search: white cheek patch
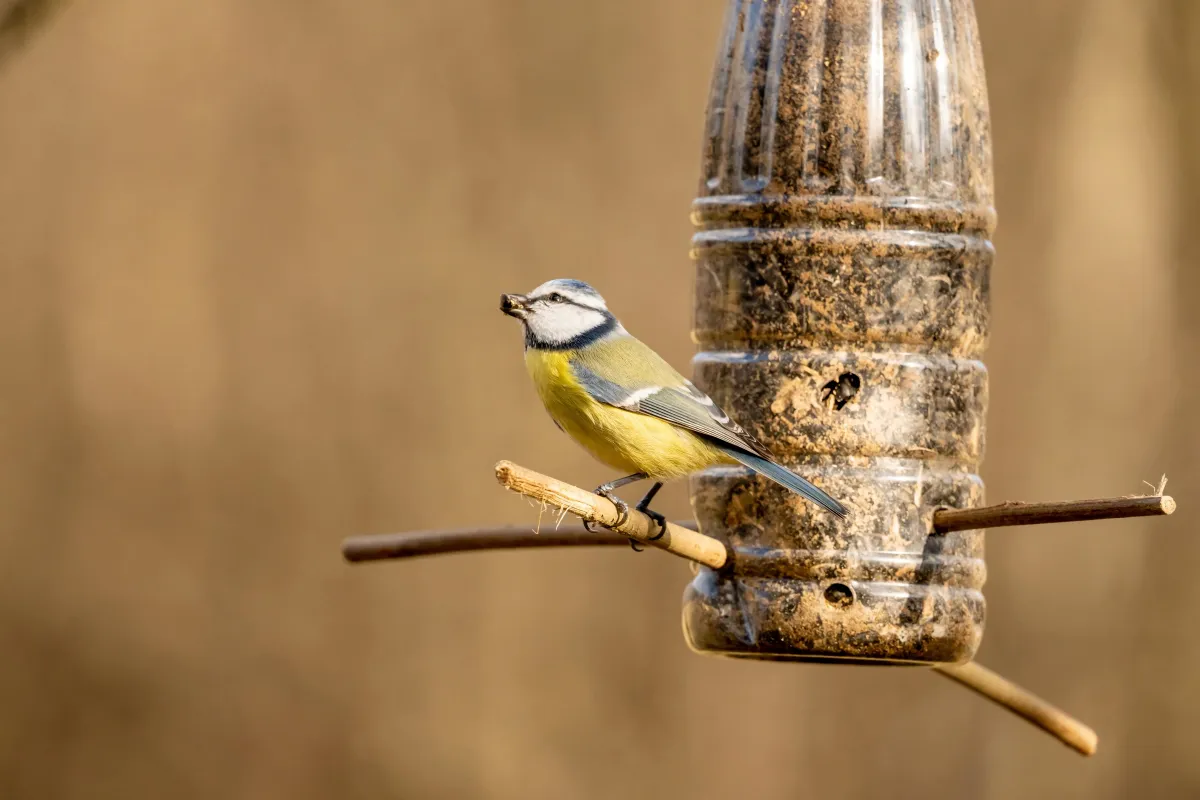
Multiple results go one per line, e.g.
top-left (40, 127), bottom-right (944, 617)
top-left (527, 302), bottom-right (608, 343)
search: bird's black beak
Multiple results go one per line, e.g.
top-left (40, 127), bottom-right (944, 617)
top-left (500, 293), bottom-right (529, 319)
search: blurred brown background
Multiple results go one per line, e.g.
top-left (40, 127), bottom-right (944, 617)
top-left (0, 1), bottom-right (1196, 797)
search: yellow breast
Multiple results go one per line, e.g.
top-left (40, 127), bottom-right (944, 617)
top-left (524, 349), bottom-right (728, 479)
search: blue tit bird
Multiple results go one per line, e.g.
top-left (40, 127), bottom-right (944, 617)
top-left (500, 279), bottom-right (848, 546)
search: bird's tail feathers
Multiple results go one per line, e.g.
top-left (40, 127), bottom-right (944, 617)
top-left (716, 444), bottom-right (849, 519)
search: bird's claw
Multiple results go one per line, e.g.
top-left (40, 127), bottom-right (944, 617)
top-left (585, 487), bottom-right (630, 534)
top-left (600, 491), bottom-right (631, 528)
top-left (585, 475), bottom-right (662, 554)
top-left (638, 505), bottom-right (668, 541)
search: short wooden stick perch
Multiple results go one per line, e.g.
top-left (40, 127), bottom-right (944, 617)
top-left (494, 460), bottom-right (728, 570)
top-left (933, 661), bottom-right (1098, 756)
top-left (933, 494), bottom-right (1175, 534)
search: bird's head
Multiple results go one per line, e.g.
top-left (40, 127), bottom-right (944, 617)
top-left (501, 279), bottom-right (621, 349)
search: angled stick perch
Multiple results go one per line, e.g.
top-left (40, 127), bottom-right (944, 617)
top-left (493, 461), bottom-right (728, 569)
top-left (933, 661), bottom-right (1097, 756)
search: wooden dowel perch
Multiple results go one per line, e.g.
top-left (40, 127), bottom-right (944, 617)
top-left (934, 495), bottom-right (1175, 534)
top-left (933, 662), bottom-right (1098, 756)
top-left (493, 461), bottom-right (728, 569)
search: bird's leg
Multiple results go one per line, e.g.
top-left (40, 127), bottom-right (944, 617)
top-left (635, 482), bottom-right (667, 541)
top-left (582, 473), bottom-right (646, 541)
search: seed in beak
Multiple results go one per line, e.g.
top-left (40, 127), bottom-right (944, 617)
top-left (500, 293), bottom-right (528, 318)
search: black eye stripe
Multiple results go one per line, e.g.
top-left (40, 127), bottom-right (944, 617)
top-left (537, 294), bottom-right (601, 311)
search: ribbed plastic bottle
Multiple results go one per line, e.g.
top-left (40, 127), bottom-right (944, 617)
top-left (683, 0), bottom-right (994, 664)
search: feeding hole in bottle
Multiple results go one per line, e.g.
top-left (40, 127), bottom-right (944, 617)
top-left (820, 372), bottom-right (861, 410)
top-left (823, 582), bottom-right (856, 608)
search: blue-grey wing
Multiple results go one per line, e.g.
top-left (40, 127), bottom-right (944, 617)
top-left (571, 344), bottom-right (850, 518)
top-left (571, 360), bottom-right (772, 458)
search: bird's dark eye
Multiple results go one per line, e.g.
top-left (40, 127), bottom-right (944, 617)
top-left (547, 293), bottom-right (564, 303)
